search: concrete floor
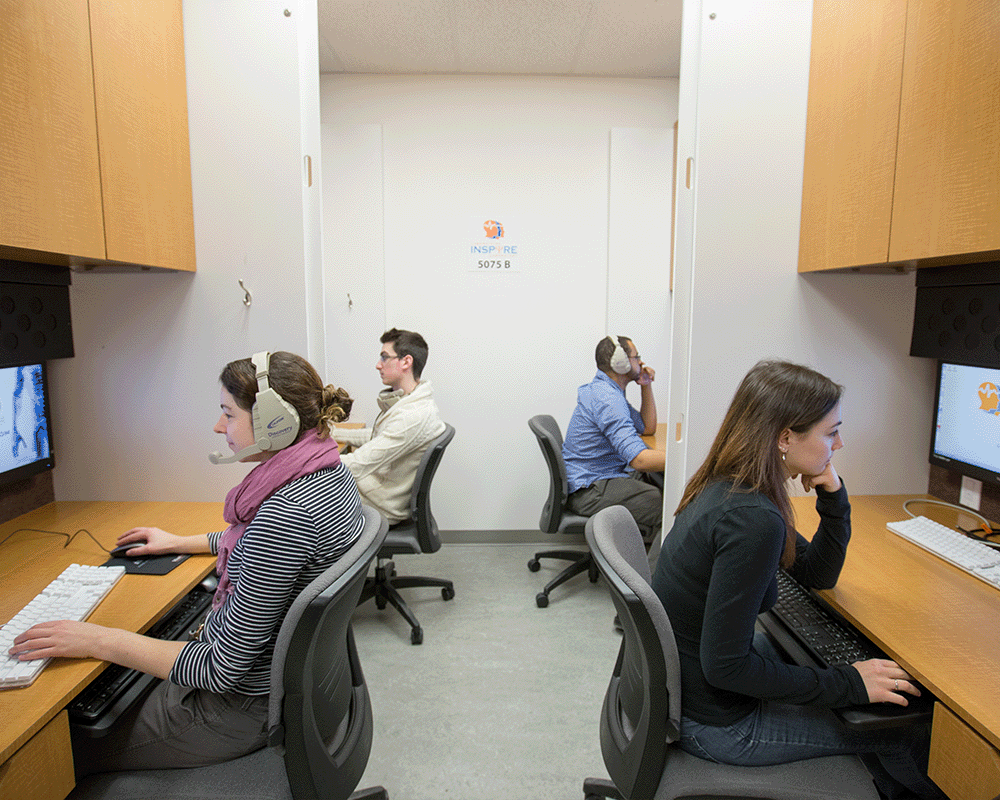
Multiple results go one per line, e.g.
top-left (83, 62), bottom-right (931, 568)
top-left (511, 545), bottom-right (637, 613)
top-left (352, 543), bottom-right (621, 800)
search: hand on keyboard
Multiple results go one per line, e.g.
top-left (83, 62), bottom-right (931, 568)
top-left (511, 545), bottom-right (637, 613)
top-left (852, 658), bottom-right (921, 706)
top-left (10, 619), bottom-right (107, 663)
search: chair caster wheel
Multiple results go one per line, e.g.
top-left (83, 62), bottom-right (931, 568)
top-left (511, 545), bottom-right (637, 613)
top-left (536, 593), bottom-right (549, 608)
top-left (411, 627), bottom-right (423, 645)
top-left (375, 597), bottom-right (387, 610)
top-left (528, 558), bottom-right (541, 572)
top-left (442, 586), bottom-right (455, 601)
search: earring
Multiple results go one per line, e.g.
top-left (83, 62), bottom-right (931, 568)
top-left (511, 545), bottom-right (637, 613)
top-left (780, 448), bottom-right (786, 461)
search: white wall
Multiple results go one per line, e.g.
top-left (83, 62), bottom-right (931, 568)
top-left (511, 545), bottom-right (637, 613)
top-left (667, 0), bottom-right (934, 516)
top-left (320, 75), bottom-right (678, 530)
top-left (50, 0), bottom-right (321, 501)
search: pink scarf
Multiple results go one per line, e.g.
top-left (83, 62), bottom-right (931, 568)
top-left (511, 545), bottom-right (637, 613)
top-left (212, 429), bottom-right (342, 609)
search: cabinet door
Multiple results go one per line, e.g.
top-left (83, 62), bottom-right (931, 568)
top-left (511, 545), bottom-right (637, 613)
top-left (89, 0), bottom-right (196, 271)
top-left (0, 0), bottom-right (105, 260)
top-left (797, 0), bottom-right (907, 272)
top-left (890, 0), bottom-right (1000, 262)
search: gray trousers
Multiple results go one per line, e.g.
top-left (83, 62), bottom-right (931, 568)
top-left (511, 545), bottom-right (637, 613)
top-left (72, 679), bottom-right (269, 778)
top-left (567, 471), bottom-right (663, 563)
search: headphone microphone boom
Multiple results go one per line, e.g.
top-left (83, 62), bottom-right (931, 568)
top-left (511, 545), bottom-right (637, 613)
top-left (209, 351), bottom-right (301, 465)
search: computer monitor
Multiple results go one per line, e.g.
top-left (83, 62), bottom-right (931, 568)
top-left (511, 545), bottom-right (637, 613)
top-left (929, 361), bottom-right (1000, 487)
top-left (0, 362), bottom-right (55, 486)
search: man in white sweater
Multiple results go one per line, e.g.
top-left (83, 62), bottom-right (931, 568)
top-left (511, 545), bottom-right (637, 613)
top-left (332, 329), bottom-right (445, 524)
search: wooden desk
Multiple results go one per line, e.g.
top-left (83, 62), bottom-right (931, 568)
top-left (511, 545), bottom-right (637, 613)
top-left (791, 494), bottom-right (1000, 800)
top-left (640, 422), bottom-right (668, 452)
top-left (0, 502), bottom-right (220, 799)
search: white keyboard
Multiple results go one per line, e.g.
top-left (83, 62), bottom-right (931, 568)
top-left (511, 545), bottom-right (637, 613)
top-left (0, 564), bottom-right (126, 689)
top-left (886, 516), bottom-right (1000, 591)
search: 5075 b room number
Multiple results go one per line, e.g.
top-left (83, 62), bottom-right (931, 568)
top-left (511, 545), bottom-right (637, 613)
top-left (478, 260), bottom-right (511, 269)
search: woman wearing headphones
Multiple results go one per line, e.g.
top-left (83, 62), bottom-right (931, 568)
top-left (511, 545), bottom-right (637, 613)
top-left (651, 360), bottom-right (945, 800)
top-left (10, 352), bottom-right (362, 774)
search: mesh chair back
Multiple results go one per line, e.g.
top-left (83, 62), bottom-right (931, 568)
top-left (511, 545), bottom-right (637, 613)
top-left (586, 505), bottom-right (682, 800)
top-left (528, 414), bottom-right (571, 532)
top-left (272, 505), bottom-right (389, 800)
top-left (404, 423), bottom-right (454, 554)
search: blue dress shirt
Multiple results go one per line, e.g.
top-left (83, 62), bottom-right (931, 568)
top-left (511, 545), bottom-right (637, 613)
top-left (562, 371), bottom-right (647, 494)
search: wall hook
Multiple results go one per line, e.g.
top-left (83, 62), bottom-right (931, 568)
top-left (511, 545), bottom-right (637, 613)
top-left (238, 279), bottom-right (252, 307)
top-left (348, 293), bottom-right (353, 309)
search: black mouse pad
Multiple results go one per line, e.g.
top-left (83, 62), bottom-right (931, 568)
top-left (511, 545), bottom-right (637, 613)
top-left (103, 553), bottom-right (191, 574)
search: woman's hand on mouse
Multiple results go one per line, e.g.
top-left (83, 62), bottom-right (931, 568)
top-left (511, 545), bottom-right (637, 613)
top-left (853, 658), bottom-right (920, 706)
top-left (115, 527), bottom-right (181, 555)
top-left (116, 527), bottom-right (213, 556)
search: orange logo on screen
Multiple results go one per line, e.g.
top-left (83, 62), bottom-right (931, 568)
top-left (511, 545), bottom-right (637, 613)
top-left (483, 220), bottom-right (504, 239)
top-left (979, 382), bottom-right (999, 414)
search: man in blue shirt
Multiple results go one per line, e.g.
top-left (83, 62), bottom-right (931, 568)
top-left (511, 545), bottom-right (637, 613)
top-left (563, 335), bottom-right (665, 544)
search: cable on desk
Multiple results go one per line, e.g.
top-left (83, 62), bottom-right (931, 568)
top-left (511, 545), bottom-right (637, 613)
top-left (900, 498), bottom-right (998, 542)
top-left (0, 527), bottom-right (111, 553)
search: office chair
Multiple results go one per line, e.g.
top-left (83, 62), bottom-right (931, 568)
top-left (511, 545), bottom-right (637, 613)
top-left (358, 423), bottom-right (455, 644)
top-left (526, 414), bottom-right (597, 607)
top-left (581, 506), bottom-right (880, 800)
top-left (70, 505), bottom-right (391, 800)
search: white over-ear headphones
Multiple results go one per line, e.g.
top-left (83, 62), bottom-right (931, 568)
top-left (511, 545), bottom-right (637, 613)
top-left (607, 335), bottom-right (631, 375)
top-left (249, 351), bottom-right (300, 452)
top-left (209, 351), bottom-right (301, 464)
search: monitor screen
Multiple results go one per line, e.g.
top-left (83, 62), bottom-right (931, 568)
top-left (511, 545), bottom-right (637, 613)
top-left (0, 362), bottom-right (55, 485)
top-left (930, 361), bottom-right (1000, 486)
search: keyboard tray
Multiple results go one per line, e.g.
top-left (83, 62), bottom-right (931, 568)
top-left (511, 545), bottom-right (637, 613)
top-left (758, 571), bottom-right (934, 731)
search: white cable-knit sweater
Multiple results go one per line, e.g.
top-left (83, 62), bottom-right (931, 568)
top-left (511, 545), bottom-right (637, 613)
top-left (334, 380), bottom-right (445, 523)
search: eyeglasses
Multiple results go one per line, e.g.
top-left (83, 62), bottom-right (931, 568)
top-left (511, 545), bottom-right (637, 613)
top-left (378, 352), bottom-right (401, 363)
top-left (629, 353), bottom-right (642, 361)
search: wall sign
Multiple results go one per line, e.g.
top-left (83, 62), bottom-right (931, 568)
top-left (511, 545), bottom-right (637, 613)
top-left (468, 218), bottom-right (522, 273)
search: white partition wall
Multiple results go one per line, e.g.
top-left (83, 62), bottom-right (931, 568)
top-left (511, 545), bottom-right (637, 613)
top-left (668, 0), bottom-right (934, 516)
top-left (321, 76), bottom-right (679, 531)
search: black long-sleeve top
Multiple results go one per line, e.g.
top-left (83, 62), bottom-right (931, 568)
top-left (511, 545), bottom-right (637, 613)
top-left (650, 479), bottom-right (868, 726)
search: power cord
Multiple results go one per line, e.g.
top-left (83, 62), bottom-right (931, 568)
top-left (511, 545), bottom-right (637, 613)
top-left (0, 527), bottom-right (112, 554)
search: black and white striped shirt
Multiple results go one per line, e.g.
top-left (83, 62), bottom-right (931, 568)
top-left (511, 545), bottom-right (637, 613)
top-left (170, 464), bottom-right (364, 695)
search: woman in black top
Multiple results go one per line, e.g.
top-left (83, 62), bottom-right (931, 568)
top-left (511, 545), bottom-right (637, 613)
top-left (651, 360), bottom-right (945, 800)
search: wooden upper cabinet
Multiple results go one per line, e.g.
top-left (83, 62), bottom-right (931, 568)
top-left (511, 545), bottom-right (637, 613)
top-left (0, 0), bottom-right (195, 272)
top-left (90, 0), bottom-right (195, 271)
top-left (799, 0), bottom-right (1000, 272)
top-left (0, 0), bottom-right (106, 260)
top-left (890, 0), bottom-right (1000, 263)
top-left (798, 0), bottom-right (906, 273)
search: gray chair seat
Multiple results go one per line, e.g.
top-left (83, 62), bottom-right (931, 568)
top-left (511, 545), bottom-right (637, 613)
top-left (581, 505), bottom-right (879, 800)
top-left (71, 506), bottom-right (391, 800)
top-left (526, 414), bottom-right (598, 607)
top-left (358, 424), bottom-right (456, 645)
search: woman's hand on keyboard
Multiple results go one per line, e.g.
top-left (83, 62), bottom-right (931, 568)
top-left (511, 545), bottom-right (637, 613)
top-left (853, 658), bottom-right (921, 706)
top-left (10, 620), bottom-right (106, 661)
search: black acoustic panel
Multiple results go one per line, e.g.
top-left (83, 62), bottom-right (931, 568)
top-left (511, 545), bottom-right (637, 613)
top-left (910, 283), bottom-right (1000, 366)
top-left (0, 282), bottom-right (74, 367)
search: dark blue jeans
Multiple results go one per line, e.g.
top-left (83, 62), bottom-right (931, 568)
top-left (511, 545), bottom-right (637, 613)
top-left (678, 634), bottom-right (946, 799)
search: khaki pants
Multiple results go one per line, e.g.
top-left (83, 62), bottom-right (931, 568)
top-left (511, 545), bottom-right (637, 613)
top-left (72, 680), bottom-right (269, 778)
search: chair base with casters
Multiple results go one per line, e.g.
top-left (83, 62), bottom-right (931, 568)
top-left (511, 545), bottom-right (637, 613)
top-left (527, 546), bottom-right (598, 608)
top-left (360, 546), bottom-right (455, 645)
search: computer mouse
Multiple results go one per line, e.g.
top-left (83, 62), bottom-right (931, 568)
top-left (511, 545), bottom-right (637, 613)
top-left (109, 541), bottom-right (147, 558)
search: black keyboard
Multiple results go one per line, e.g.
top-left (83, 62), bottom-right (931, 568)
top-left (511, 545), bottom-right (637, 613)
top-left (769, 570), bottom-right (879, 666)
top-left (68, 582), bottom-right (214, 736)
top-left (758, 570), bottom-right (934, 730)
